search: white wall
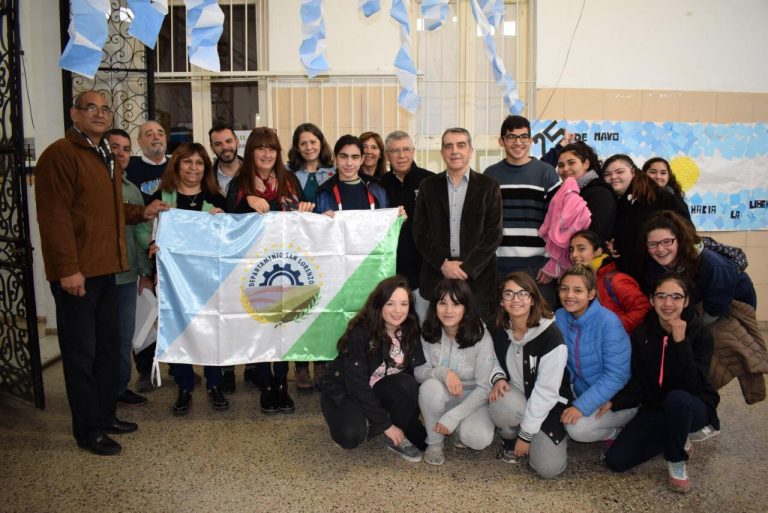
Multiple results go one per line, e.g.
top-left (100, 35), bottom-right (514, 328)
top-left (537, 0), bottom-right (768, 92)
top-left (268, 0), bottom-right (401, 73)
top-left (21, 0), bottom-right (63, 325)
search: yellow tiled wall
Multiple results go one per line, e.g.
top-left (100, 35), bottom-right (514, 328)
top-left (537, 88), bottom-right (768, 322)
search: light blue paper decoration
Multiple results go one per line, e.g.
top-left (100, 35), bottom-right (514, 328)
top-left (59, 0), bottom-right (111, 79)
top-left (470, 0), bottom-right (524, 114)
top-left (127, 0), bottom-right (168, 49)
top-left (300, 0), bottom-right (331, 78)
top-left (185, 0), bottom-right (224, 72)
top-left (420, 0), bottom-right (449, 31)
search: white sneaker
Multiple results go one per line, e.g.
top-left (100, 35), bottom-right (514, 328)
top-left (689, 424), bottom-right (720, 443)
top-left (424, 445), bottom-right (445, 466)
top-left (667, 461), bottom-right (691, 493)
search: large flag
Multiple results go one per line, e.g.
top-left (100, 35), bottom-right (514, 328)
top-left (154, 208), bottom-right (403, 366)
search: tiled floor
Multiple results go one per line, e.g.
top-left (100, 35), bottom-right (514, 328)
top-left (1, 350), bottom-right (767, 512)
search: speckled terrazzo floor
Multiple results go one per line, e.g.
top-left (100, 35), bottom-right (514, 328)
top-left (1, 356), bottom-right (767, 513)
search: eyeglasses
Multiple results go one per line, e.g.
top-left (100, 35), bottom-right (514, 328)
top-left (653, 292), bottom-right (686, 302)
top-left (502, 289), bottom-right (531, 301)
top-left (386, 147), bottom-right (414, 155)
top-left (503, 133), bottom-right (531, 143)
top-left (76, 104), bottom-right (113, 116)
top-left (647, 237), bottom-right (676, 250)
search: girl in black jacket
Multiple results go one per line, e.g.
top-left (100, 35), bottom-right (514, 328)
top-left (604, 273), bottom-right (719, 493)
top-left (319, 276), bottom-right (427, 462)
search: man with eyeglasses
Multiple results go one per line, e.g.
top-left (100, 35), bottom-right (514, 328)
top-left (35, 91), bottom-right (168, 455)
top-left (484, 115), bottom-right (562, 305)
top-left (414, 128), bottom-right (502, 319)
top-left (380, 131), bottom-right (432, 307)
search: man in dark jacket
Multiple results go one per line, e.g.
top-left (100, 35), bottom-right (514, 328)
top-left (413, 128), bottom-right (502, 318)
top-left (379, 131), bottom-right (432, 295)
top-left (36, 91), bottom-right (167, 455)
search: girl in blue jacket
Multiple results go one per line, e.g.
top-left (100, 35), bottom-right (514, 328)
top-left (555, 265), bottom-right (635, 445)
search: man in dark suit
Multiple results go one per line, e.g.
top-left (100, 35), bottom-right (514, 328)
top-left (413, 128), bottom-right (503, 318)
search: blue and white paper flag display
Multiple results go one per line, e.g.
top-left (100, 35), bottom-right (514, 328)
top-left (470, 0), bottom-right (524, 114)
top-left (300, 0), bottom-right (331, 78)
top-left (59, 0), bottom-right (111, 79)
top-left (154, 209), bottom-right (403, 366)
top-left (389, 0), bottom-right (421, 112)
top-left (420, 0), bottom-right (449, 31)
top-left (127, 0), bottom-right (168, 49)
top-left (358, 0), bottom-right (382, 17)
top-left (185, 0), bottom-right (224, 72)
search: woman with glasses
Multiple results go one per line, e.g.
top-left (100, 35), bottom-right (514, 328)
top-left (554, 265), bottom-right (635, 446)
top-left (414, 279), bottom-right (502, 465)
top-left (643, 210), bottom-right (756, 324)
top-left (487, 272), bottom-right (571, 478)
top-left (603, 273), bottom-right (719, 493)
top-left (226, 127), bottom-right (315, 415)
top-left (359, 131), bottom-right (386, 180)
top-left (600, 154), bottom-right (690, 282)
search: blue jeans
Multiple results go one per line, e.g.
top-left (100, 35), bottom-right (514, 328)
top-left (605, 389), bottom-right (714, 471)
top-left (116, 282), bottom-right (137, 393)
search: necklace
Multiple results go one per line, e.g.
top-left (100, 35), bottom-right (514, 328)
top-left (184, 191), bottom-right (201, 207)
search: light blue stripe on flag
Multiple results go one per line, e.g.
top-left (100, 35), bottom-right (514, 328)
top-left (155, 209), bottom-right (266, 358)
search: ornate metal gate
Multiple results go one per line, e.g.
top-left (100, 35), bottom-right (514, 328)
top-left (0, 0), bottom-right (44, 407)
top-left (60, 0), bottom-right (154, 139)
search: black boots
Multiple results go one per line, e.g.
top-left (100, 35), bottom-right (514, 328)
top-left (260, 377), bottom-right (294, 414)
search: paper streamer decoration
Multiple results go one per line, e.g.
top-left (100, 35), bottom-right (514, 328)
top-left (127, 0), bottom-right (168, 49)
top-left (358, 0), bottom-right (381, 17)
top-left (59, 0), bottom-right (111, 79)
top-left (185, 0), bottom-right (224, 72)
top-left (470, 0), bottom-right (524, 114)
top-left (420, 0), bottom-right (449, 31)
top-left (389, 0), bottom-right (421, 113)
top-left (300, 0), bottom-right (331, 78)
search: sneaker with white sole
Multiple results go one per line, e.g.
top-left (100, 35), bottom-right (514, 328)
top-left (496, 444), bottom-right (519, 464)
top-left (689, 424), bottom-right (720, 443)
top-left (667, 461), bottom-right (691, 493)
top-left (385, 438), bottom-right (422, 463)
top-left (424, 445), bottom-right (445, 466)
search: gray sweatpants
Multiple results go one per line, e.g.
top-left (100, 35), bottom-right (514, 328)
top-left (488, 387), bottom-right (567, 479)
top-left (419, 378), bottom-right (495, 450)
top-left (565, 406), bottom-right (639, 443)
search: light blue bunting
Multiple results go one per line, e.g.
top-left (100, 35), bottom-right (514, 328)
top-left (358, 0), bottom-right (382, 17)
top-left (390, 0), bottom-right (421, 113)
top-left (185, 0), bottom-right (224, 72)
top-left (127, 0), bottom-right (168, 49)
top-left (420, 0), bottom-right (449, 31)
top-left (470, 0), bottom-right (524, 114)
top-left (59, 0), bottom-right (111, 79)
top-left (300, 0), bottom-right (330, 78)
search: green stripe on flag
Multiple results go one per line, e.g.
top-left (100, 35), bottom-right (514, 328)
top-left (284, 216), bottom-right (404, 360)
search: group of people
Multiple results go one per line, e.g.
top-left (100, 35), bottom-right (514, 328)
top-left (35, 92), bottom-right (759, 494)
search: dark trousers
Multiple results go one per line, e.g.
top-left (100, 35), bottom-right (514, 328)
top-left (51, 275), bottom-right (120, 444)
top-left (605, 389), bottom-right (712, 472)
top-left (320, 373), bottom-right (427, 451)
top-left (171, 364), bottom-right (222, 391)
top-left (253, 361), bottom-right (288, 387)
top-left (133, 342), bottom-right (155, 375)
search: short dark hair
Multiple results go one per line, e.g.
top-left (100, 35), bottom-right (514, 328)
top-left (334, 134), bottom-right (364, 156)
top-left (104, 128), bottom-right (131, 141)
top-left (500, 115), bottom-right (531, 137)
top-left (495, 272), bottom-right (553, 330)
top-left (441, 127), bottom-right (472, 148)
top-left (422, 279), bottom-right (485, 349)
top-left (208, 123), bottom-right (236, 141)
